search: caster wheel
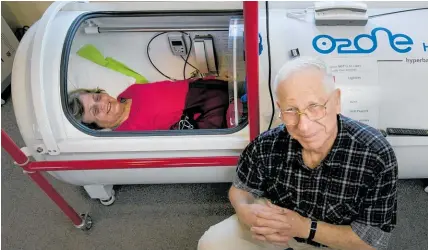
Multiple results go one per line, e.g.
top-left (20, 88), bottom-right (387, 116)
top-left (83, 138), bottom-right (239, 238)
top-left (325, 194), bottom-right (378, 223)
top-left (425, 186), bottom-right (428, 193)
top-left (100, 189), bottom-right (116, 206)
top-left (79, 213), bottom-right (93, 231)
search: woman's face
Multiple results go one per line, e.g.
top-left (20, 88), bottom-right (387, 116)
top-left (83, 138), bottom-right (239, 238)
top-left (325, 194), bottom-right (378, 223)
top-left (79, 92), bottom-right (125, 128)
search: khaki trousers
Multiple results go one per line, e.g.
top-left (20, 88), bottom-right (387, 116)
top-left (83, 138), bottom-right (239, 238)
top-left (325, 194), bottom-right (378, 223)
top-left (198, 199), bottom-right (331, 250)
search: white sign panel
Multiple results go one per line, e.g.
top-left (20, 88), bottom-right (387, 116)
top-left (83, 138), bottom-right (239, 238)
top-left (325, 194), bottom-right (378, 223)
top-left (340, 86), bottom-right (381, 129)
top-left (325, 57), bottom-right (379, 86)
top-left (325, 57), bottom-right (381, 128)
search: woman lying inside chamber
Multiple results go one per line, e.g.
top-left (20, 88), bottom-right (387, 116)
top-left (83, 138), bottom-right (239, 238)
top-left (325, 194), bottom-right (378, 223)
top-left (67, 76), bottom-right (232, 132)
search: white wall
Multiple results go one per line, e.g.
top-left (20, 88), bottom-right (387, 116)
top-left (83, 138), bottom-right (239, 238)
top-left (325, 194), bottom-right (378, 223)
top-left (258, 2), bottom-right (428, 131)
top-left (1, 1), bottom-right (52, 30)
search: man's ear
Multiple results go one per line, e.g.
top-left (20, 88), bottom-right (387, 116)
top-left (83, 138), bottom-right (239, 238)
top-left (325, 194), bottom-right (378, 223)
top-left (275, 100), bottom-right (281, 109)
top-left (275, 101), bottom-right (282, 113)
top-left (334, 88), bottom-right (341, 114)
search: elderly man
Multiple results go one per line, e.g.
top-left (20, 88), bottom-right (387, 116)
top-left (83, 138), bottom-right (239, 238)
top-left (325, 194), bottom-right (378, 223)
top-left (198, 57), bottom-right (398, 250)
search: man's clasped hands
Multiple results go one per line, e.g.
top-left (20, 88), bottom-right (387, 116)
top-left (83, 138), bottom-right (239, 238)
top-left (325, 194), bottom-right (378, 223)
top-left (236, 201), bottom-right (312, 246)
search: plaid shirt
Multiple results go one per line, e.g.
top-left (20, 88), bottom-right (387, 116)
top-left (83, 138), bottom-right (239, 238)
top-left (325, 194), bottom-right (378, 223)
top-left (233, 114), bottom-right (398, 249)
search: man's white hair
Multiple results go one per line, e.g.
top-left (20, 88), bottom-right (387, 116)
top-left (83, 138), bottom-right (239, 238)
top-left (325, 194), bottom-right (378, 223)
top-left (273, 56), bottom-right (335, 100)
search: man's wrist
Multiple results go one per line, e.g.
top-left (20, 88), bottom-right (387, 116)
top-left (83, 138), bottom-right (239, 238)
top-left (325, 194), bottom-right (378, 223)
top-left (299, 217), bottom-right (312, 239)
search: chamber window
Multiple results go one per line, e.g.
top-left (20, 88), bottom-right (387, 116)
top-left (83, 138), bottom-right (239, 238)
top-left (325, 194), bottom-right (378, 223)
top-left (62, 11), bottom-right (247, 136)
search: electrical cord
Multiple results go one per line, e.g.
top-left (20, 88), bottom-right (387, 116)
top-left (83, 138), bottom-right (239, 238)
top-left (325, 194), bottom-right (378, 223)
top-left (182, 34), bottom-right (191, 80)
top-left (369, 8), bottom-right (428, 18)
top-left (146, 31), bottom-right (200, 80)
top-left (180, 31), bottom-right (201, 80)
top-left (283, 6), bottom-right (428, 21)
top-left (266, 1), bottom-right (275, 130)
top-left (147, 31), bottom-right (175, 80)
top-left (180, 56), bottom-right (199, 72)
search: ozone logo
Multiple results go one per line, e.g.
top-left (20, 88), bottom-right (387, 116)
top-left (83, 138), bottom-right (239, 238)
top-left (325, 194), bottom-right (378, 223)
top-left (312, 27), bottom-right (414, 54)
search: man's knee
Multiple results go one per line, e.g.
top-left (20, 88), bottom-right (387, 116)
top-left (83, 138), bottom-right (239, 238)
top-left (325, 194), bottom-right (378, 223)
top-left (197, 233), bottom-right (216, 250)
top-left (197, 215), bottom-right (242, 250)
top-left (197, 224), bottom-right (218, 250)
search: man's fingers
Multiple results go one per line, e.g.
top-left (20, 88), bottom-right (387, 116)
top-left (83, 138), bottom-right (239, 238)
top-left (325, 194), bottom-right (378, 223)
top-left (266, 201), bottom-right (284, 212)
top-left (252, 234), bottom-right (267, 241)
top-left (251, 226), bottom-right (279, 235)
top-left (259, 205), bottom-right (281, 213)
top-left (267, 201), bottom-right (292, 214)
top-left (255, 211), bottom-right (290, 224)
top-left (252, 231), bottom-right (291, 246)
top-left (263, 233), bottom-right (290, 244)
top-left (271, 239), bottom-right (291, 247)
top-left (266, 234), bottom-right (290, 242)
top-left (254, 203), bottom-right (285, 215)
top-left (251, 226), bottom-right (292, 237)
top-left (253, 217), bottom-right (282, 228)
top-left (253, 217), bottom-right (291, 230)
top-left (267, 200), bottom-right (281, 209)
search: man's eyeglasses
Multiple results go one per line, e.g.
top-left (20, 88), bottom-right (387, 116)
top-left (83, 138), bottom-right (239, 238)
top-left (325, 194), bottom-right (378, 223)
top-left (278, 96), bottom-right (332, 126)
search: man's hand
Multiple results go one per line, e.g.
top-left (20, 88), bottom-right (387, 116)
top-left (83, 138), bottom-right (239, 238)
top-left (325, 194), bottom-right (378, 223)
top-left (235, 202), bottom-right (292, 246)
top-left (251, 202), bottom-right (311, 243)
top-left (229, 187), bottom-right (298, 247)
top-left (235, 202), bottom-right (283, 228)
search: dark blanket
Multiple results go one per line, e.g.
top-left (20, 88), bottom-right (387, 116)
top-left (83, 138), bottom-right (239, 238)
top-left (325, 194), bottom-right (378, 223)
top-left (170, 79), bottom-right (230, 130)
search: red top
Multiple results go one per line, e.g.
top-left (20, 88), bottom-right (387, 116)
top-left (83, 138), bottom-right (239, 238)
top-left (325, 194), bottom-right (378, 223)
top-left (115, 80), bottom-right (189, 131)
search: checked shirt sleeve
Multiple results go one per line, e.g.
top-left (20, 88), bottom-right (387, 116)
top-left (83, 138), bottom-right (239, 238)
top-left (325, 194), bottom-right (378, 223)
top-left (232, 139), bottom-right (267, 198)
top-left (351, 148), bottom-right (398, 250)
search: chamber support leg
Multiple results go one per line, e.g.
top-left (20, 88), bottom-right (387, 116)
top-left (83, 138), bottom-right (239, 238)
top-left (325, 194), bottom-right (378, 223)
top-left (27, 171), bottom-right (88, 229)
top-left (2, 129), bottom-right (90, 230)
top-left (423, 179), bottom-right (428, 194)
top-left (84, 184), bottom-right (116, 206)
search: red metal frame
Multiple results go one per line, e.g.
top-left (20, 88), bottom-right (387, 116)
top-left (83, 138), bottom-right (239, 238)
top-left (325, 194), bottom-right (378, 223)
top-left (1, 1), bottom-right (259, 230)
top-left (28, 157), bottom-right (239, 171)
top-left (1, 130), bottom-right (84, 227)
top-left (244, 1), bottom-right (260, 140)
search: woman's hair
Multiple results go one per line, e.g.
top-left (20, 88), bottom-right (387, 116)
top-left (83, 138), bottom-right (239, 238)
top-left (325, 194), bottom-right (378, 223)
top-left (67, 87), bottom-right (105, 130)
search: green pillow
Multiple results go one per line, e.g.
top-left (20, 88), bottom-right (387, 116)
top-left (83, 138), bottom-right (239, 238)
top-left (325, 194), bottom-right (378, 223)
top-left (77, 44), bottom-right (149, 84)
